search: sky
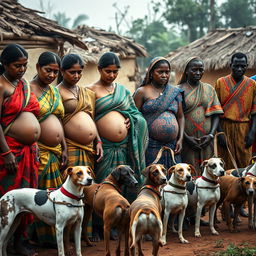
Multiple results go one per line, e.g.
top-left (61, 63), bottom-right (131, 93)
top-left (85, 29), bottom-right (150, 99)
top-left (19, 0), bottom-right (151, 32)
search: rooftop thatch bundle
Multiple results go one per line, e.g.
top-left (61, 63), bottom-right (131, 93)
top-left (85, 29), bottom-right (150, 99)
top-left (166, 27), bottom-right (256, 72)
top-left (66, 25), bottom-right (147, 64)
top-left (0, 0), bottom-right (87, 50)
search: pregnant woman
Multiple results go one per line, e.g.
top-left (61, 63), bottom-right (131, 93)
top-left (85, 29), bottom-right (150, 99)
top-left (30, 51), bottom-right (67, 247)
top-left (134, 57), bottom-right (184, 168)
top-left (0, 44), bottom-right (41, 255)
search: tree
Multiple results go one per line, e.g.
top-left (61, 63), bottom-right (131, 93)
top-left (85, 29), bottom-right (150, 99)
top-left (220, 0), bottom-right (256, 28)
top-left (72, 14), bottom-right (89, 29)
top-left (53, 12), bottom-right (71, 28)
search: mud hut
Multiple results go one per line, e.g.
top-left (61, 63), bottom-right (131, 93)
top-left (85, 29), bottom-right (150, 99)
top-left (0, 0), bottom-right (87, 80)
top-left (66, 25), bottom-right (148, 92)
top-left (166, 27), bottom-right (256, 85)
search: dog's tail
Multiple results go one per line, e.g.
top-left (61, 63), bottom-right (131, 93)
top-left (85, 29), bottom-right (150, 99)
top-left (130, 209), bottom-right (143, 250)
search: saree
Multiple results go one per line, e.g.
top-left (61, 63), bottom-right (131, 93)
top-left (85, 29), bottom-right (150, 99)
top-left (95, 83), bottom-right (148, 186)
top-left (215, 75), bottom-right (256, 168)
top-left (32, 86), bottom-right (64, 245)
top-left (141, 84), bottom-right (183, 168)
top-left (180, 82), bottom-right (223, 172)
top-left (0, 79), bottom-right (39, 236)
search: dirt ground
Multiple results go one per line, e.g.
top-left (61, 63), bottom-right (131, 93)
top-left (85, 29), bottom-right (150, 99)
top-left (36, 211), bottom-right (256, 256)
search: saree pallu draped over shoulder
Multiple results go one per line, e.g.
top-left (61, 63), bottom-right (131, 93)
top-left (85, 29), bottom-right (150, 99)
top-left (181, 82), bottom-right (223, 171)
top-left (141, 84), bottom-right (183, 168)
top-left (95, 84), bottom-right (148, 185)
top-left (0, 79), bottom-right (40, 236)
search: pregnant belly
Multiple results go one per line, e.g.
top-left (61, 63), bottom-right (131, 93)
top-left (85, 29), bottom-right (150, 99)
top-left (39, 114), bottom-right (64, 147)
top-left (64, 111), bottom-right (97, 145)
top-left (96, 111), bottom-right (128, 142)
top-left (7, 112), bottom-right (41, 145)
top-left (149, 112), bottom-right (179, 142)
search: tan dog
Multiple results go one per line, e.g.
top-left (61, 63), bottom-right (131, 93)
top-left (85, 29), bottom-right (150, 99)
top-left (161, 163), bottom-right (195, 244)
top-left (217, 175), bottom-right (256, 232)
top-left (83, 165), bottom-right (138, 256)
top-left (0, 166), bottom-right (93, 256)
top-left (129, 164), bottom-right (167, 256)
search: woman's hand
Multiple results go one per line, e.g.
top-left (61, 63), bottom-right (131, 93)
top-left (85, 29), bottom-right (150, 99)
top-left (175, 138), bottom-right (183, 154)
top-left (61, 148), bottom-right (68, 169)
top-left (185, 135), bottom-right (201, 150)
top-left (199, 134), bottom-right (213, 148)
top-left (124, 118), bottom-right (130, 129)
top-left (96, 142), bottom-right (103, 163)
top-left (4, 152), bottom-right (17, 173)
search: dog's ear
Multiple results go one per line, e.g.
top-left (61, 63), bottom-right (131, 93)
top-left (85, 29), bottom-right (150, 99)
top-left (188, 164), bottom-right (197, 175)
top-left (111, 166), bottom-right (121, 181)
top-left (87, 166), bottom-right (96, 179)
top-left (142, 166), bottom-right (151, 177)
top-left (62, 167), bottom-right (73, 180)
top-left (167, 166), bottom-right (176, 176)
top-left (239, 177), bottom-right (245, 184)
top-left (200, 160), bottom-right (208, 169)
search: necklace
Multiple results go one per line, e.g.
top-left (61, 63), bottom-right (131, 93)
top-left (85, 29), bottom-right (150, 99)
top-left (187, 81), bottom-right (198, 90)
top-left (63, 84), bottom-right (79, 99)
top-left (39, 85), bottom-right (49, 94)
top-left (103, 84), bottom-right (114, 94)
top-left (2, 74), bottom-right (17, 88)
top-left (152, 84), bottom-right (164, 96)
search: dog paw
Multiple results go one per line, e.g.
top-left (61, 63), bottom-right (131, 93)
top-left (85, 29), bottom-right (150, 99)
top-left (180, 239), bottom-right (189, 244)
top-left (195, 232), bottom-right (201, 238)
top-left (160, 239), bottom-right (167, 246)
top-left (211, 230), bottom-right (219, 235)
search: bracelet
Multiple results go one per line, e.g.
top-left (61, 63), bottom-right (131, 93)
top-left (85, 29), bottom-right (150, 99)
top-left (1, 149), bottom-right (12, 156)
top-left (209, 133), bottom-right (214, 139)
top-left (97, 141), bottom-right (103, 144)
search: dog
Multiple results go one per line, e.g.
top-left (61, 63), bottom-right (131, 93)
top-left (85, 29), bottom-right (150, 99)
top-left (0, 166), bottom-right (94, 256)
top-left (129, 164), bottom-right (167, 256)
top-left (161, 163), bottom-right (195, 245)
top-left (83, 165), bottom-right (138, 256)
top-left (187, 157), bottom-right (225, 238)
top-left (217, 175), bottom-right (256, 232)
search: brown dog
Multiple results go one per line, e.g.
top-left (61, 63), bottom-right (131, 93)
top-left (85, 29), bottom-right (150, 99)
top-left (129, 164), bottom-right (167, 256)
top-left (217, 175), bottom-right (256, 232)
top-left (83, 165), bottom-right (138, 256)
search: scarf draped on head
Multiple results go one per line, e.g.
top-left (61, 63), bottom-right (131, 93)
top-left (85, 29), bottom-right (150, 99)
top-left (142, 57), bottom-right (170, 86)
top-left (178, 56), bottom-right (203, 85)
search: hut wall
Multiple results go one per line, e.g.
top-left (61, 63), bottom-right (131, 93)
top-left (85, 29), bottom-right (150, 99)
top-left (174, 68), bottom-right (256, 86)
top-left (79, 59), bottom-right (136, 92)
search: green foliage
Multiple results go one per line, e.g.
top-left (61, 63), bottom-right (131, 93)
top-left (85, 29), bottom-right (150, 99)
top-left (216, 244), bottom-right (256, 256)
top-left (220, 0), bottom-right (256, 28)
top-left (53, 12), bottom-right (88, 29)
top-left (72, 14), bottom-right (89, 29)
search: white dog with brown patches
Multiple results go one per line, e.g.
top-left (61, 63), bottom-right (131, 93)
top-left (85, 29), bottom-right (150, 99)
top-left (0, 166), bottom-right (94, 256)
top-left (161, 163), bottom-right (195, 245)
top-left (188, 158), bottom-right (225, 238)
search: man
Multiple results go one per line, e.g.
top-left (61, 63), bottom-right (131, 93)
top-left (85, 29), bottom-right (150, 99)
top-left (215, 52), bottom-right (256, 170)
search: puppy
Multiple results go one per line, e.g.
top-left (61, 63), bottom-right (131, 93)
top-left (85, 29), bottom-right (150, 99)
top-left (0, 166), bottom-right (93, 256)
top-left (129, 164), bottom-right (167, 256)
top-left (161, 163), bottom-right (195, 244)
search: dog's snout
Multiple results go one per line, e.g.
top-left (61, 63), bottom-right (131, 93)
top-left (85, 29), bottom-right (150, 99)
top-left (161, 178), bottom-right (167, 184)
top-left (186, 175), bottom-right (192, 181)
top-left (87, 178), bottom-right (93, 185)
top-left (220, 170), bottom-right (225, 176)
top-left (248, 189), bottom-right (254, 195)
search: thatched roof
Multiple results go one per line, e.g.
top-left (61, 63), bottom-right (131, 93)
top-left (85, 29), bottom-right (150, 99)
top-left (65, 25), bottom-right (148, 64)
top-left (166, 27), bottom-right (256, 72)
top-left (0, 0), bottom-right (87, 50)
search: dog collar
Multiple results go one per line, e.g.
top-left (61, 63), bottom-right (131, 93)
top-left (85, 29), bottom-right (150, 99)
top-left (168, 181), bottom-right (186, 190)
top-left (201, 176), bottom-right (219, 185)
top-left (102, 180), bottom-right (121, 193)
top-left (247, 172), bottom-right (256, 177)
top-left (140, 185), bottom-right (161, 199)
top-left (60, 187), bottom-right (84, 201)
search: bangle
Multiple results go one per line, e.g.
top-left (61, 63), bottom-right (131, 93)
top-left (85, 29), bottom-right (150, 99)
top-left (97, 141), bottom-right (103, 144)
top-left (1, 149), bottom-right (12, 156)
top-left (209, 133), bottom-right (214, 139)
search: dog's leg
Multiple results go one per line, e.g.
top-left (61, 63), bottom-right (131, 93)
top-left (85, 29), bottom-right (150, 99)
top-left (209, 204), bottom-right (219, 235)
top-left (138, 239), bottom-right (144, 256)
top-left (56, 222), bottom-right (66, 256)
top-left (115, 230), bottom-right (121, 256)
top-left (178, 210), bottom-right (189, 243)
top-left (195, 201), bottom-right (203, 237)
top-left (124, 225), bottom-right (129, 256)
top-left (103, 222), bottom-right (111, 256)
top-left (223, 200), bottom-right (232, 232)
top-left (171, 214), bottom-right (177, 233)
top-left (73, 219), bottom-right (82, 256)
top-left (253, 200), bottom-right (256, 229)
top-left (82, 204), bottom-right (93, 246)
top-left (160, 208), bottom-right (170, 245)
top-left (248, 196), bottom-right (254, 230)
top-left (232, 204), bottom-right (241, 232)
top-left (152, 237), bottom-right (160, 256)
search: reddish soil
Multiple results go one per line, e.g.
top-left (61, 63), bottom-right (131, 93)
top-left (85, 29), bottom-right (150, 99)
top-left (37, 211), bottom-right (256, 256)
